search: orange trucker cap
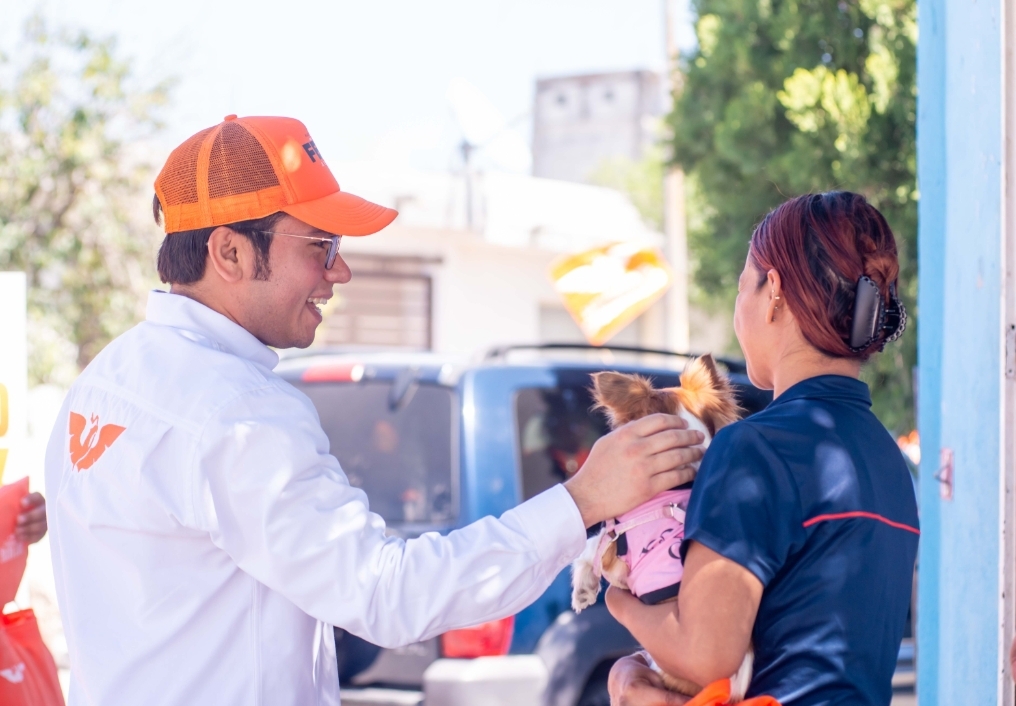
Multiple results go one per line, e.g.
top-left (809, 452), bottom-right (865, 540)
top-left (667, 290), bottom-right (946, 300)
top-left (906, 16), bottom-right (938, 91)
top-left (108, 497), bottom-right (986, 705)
top-left (154, 115), bottom-right (397, 236)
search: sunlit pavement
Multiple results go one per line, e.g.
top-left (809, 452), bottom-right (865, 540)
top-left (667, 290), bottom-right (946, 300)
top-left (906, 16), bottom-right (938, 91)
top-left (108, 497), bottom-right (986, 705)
top-left (892, 667), bottom-right (916, 705)
top-left (892, 692), bottom-right (916, 706)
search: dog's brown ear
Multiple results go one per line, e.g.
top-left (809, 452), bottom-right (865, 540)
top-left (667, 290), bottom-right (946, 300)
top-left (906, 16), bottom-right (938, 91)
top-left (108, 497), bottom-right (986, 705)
top-left (679, 354), bottom-right (723, 394)
top-left (590, 372), bottom-right (660, 429)
top-left (677, 354), bottom-right (742, 434)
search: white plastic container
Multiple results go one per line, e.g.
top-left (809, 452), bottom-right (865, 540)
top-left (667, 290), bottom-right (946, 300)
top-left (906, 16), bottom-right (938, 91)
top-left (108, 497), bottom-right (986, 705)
top-left (423, 656), bottom-right (549, 706)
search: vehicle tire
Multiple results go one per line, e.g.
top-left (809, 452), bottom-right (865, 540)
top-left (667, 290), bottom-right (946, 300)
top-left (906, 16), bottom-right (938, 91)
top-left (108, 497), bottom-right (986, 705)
top-left (576, 660), bottom-right (614, 706)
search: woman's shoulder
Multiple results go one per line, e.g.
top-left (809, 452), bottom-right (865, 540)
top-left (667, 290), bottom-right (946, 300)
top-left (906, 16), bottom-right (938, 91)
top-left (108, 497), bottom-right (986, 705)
top-left (703, 419), bottom-right (792, 480)
top-left (710, 416), bottom-right (782, 455)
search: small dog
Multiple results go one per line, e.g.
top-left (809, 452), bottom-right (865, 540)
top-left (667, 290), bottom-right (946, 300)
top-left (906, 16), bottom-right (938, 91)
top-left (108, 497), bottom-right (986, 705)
top-left (570, 354), bottom-right (753, 701)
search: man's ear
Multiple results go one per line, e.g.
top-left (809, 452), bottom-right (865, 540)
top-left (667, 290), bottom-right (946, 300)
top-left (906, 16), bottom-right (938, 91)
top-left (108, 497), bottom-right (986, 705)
top-left (206, 226), bottom-right (246, 283)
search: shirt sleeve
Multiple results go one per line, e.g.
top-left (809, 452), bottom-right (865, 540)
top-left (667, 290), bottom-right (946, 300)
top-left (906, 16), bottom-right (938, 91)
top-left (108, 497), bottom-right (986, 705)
top-left (186, 384), bottom-right (587, 648)
top-left (681, 422), bottom-right (804, 587)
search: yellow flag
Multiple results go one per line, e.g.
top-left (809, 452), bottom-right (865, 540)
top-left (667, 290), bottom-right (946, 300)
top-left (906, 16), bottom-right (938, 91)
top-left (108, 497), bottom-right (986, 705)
top-left (550, 242), bottom-right (673, 346)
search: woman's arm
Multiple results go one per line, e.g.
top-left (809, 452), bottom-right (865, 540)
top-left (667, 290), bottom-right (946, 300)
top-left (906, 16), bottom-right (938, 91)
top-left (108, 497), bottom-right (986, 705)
top-left (606, 540), bottom-right (764, 687)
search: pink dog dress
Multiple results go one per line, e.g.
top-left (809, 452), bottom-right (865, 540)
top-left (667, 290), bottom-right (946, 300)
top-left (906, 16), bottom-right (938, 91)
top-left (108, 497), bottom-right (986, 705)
top-left (595, 488), bottom-right (692, 604)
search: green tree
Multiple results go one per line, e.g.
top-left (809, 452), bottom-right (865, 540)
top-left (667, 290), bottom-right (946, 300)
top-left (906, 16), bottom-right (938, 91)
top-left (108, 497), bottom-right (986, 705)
top-left (0, 16), bottom-right (171, 386)
top-left (671, 0), bottom-right (917, 433)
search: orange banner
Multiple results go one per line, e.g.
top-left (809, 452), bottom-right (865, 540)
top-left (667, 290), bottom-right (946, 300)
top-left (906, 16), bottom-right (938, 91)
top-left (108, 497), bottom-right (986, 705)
top-left (550, 242), bottom-right (672, 346)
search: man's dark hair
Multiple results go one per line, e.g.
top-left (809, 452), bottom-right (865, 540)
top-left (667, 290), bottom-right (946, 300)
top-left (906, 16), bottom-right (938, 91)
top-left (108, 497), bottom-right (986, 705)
top-left (153, 195), bottom-right (283, 284)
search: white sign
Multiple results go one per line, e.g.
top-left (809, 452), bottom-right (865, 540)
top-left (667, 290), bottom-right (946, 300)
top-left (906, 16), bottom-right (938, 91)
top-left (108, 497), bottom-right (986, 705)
top-left (0, 273), bottom-right (27, 484)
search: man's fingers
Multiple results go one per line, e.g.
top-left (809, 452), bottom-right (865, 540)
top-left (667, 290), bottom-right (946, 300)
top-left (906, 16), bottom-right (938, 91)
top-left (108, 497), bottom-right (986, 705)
top-left (20, 492), bottom-right (44, 509)
top-left (642, 446), bottom-right (704, 475)
top-left (17, 506), bottom-right (46, 524)
top-left (16, 526), bottom-right (45, 542)
top-left (624, 413), bottom-right (689, 438)
top-left (647, 466), bottom-right (698, 495)
top-left (638, 428), bottom-right (705, 457)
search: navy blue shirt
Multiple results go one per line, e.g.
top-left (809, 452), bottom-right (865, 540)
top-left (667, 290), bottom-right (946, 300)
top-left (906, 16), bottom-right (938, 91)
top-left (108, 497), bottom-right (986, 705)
top-left (682, 376), bottom-right (918, 705)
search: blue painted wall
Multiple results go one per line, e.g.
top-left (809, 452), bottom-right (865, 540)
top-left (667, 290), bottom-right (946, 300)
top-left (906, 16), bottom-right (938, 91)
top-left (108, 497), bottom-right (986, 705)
top-left (917, 0), bottom-right (1003, 701)
top-left (915, 0), bottom-right (945, 699)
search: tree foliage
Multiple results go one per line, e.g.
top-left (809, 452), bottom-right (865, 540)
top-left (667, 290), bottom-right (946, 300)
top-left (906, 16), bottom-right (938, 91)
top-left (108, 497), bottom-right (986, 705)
top-left (670, 0), bottom-right (917, 432)
top-left (0, 17), bottom-right (171, 386)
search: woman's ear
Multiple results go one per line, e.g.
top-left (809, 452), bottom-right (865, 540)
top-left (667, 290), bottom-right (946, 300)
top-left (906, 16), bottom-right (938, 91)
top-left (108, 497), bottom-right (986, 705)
top-left (766, 269), bottom-right (784, 325)
top-left (206, 227), bottom-right (246, 284)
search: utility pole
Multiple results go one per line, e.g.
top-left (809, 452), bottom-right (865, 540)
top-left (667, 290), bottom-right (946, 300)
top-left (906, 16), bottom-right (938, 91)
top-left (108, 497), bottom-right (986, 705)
top-left (460, 139), bottom-right (475, 231)
top-left (663, 0), bottom-right (691, 353)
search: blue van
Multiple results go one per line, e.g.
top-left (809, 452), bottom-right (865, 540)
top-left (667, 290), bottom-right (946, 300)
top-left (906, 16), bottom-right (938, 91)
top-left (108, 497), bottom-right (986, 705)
top-left (275, 344), bottom-right (773, 706)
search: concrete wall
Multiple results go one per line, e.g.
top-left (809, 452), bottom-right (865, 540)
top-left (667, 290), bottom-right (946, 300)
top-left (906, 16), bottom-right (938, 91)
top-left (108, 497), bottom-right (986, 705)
top-left (916, 0), bottom-right (1006, 701)
top-left (341, 223), bottom-right (651, 356)
top-left (532, 71), bottom-right (662, 183)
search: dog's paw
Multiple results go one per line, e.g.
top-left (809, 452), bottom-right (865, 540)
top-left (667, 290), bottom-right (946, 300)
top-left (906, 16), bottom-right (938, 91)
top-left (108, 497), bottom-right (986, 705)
top-left (571, 535), bottom-right (604, 613)
top-left (571, 570), bottom-right (601, 613)
top-left (570, 550), bottom-right (602, 613)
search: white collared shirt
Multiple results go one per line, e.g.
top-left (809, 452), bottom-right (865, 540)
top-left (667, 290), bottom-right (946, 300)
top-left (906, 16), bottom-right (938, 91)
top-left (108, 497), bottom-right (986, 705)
top-left (45, 291), bottom-right (586, 706)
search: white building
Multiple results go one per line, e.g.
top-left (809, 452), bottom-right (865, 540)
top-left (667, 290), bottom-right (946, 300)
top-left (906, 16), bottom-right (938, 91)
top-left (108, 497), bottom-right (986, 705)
top-left (531, 70), bottom-right (663, 184)
top-left (311, 163), bottom-right (669, 356)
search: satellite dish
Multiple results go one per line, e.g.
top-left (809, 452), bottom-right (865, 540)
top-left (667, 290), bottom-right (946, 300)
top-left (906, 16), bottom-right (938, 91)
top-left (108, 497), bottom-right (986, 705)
top-left (446, 77), bottom-right (531, 174)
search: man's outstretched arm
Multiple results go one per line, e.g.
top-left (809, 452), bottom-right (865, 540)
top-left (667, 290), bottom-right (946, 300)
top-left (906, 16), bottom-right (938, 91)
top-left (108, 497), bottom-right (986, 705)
top-left (183, 385), bottom-right (704, 648)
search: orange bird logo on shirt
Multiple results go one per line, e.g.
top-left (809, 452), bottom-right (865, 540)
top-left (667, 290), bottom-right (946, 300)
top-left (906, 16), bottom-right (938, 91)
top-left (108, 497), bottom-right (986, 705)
top-left (68, 412), bottom-right (126, 472)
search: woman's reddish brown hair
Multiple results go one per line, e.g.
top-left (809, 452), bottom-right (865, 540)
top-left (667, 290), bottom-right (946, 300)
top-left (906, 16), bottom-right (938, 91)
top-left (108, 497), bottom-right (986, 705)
top-left (749, 191), bottom-right (900, 359)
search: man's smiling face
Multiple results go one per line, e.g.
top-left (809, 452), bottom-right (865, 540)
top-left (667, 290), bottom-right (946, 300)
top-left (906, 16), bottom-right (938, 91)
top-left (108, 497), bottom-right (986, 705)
top-left (241, 214), bottom-right (351, 349)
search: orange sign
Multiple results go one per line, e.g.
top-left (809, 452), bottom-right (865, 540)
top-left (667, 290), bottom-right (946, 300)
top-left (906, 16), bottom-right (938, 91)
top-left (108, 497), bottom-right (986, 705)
top-left (550, 243), bottom-right (673, 346)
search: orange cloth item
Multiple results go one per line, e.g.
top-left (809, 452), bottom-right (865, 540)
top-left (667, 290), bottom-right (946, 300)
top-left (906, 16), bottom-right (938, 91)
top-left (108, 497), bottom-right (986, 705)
top-left (154, 114), bottom-right (398, 236)
top-left (0, 609), bottom-right (65, 706)
top-left (0, 479), bottom-right (63, 705)
top-left (0, 478), bottom-right (29, 606)
top-left (684, 678), bottom-right (781, 706)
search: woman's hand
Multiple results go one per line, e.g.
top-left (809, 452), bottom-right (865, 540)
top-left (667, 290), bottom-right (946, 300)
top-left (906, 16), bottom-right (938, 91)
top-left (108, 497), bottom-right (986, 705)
top-left (565, 414), bottom-right (705, 528)
top-left (608, 652), bottom-right (690, 706)
top-left (16, 492), bottom-right (47, 544)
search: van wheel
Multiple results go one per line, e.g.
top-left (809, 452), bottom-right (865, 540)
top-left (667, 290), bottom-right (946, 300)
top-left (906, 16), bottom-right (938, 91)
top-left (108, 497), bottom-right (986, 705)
top-left (576, 660), bottom-right (614, 706)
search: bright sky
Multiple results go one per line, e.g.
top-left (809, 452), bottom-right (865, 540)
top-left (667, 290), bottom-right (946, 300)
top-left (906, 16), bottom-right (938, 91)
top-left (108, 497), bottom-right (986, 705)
top-left (4, 0), bottom-right (695, 173)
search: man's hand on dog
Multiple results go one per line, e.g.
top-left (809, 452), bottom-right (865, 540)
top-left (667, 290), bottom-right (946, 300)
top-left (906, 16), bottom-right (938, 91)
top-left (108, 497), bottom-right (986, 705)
top-left (564, 413), bottom-right (704, 529)
top-left (608, 652), bottom-right (690, 706)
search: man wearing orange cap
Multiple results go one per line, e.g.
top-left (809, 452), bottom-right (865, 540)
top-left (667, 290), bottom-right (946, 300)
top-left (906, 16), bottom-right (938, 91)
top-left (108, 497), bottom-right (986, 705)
top-left (43, 115), bottom-right (705, 706)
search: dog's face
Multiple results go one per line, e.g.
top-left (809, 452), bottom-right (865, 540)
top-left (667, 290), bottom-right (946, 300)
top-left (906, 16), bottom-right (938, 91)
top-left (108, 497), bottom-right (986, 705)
top-left (590, 354), bottom-right (741, 439)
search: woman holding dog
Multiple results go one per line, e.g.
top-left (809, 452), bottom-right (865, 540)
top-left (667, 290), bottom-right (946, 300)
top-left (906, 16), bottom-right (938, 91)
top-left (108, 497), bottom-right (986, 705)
top-left (607, 192), bottom-right (918, 706)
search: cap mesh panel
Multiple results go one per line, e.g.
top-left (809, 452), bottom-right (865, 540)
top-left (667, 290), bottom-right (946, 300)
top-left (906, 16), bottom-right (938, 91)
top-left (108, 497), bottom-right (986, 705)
top-left (158, 127), bottom-right (213, 206)
top-left (207, 122), bottom-right (280, 199)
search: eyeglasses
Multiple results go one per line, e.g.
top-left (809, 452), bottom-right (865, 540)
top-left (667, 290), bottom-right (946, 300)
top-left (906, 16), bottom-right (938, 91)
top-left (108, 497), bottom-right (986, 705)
top-left (257, 231), bottom-right (342, 269)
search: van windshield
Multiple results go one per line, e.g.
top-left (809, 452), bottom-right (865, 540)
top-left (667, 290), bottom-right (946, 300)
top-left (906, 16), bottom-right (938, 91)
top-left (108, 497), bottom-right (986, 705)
top-left (294, 381), bottom-right (457, 525)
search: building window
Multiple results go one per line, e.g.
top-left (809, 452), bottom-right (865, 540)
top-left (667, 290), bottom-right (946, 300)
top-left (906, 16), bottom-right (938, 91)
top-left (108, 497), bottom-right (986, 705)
top-left (316, 255), bottom-right (434, 350)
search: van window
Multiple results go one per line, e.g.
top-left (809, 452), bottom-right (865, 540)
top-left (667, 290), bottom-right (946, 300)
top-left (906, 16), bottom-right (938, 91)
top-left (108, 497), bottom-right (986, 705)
top-left (295, 381), bottom-right (456, 524)
top-left (514, 383), bottom-right (610, 501)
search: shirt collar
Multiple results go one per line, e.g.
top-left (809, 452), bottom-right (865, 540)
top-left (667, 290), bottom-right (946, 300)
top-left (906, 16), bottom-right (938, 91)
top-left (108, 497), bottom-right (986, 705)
top-left (145, 290), bottom-right (279, 370)
top-left (770, 375), bottom-right (872, 408)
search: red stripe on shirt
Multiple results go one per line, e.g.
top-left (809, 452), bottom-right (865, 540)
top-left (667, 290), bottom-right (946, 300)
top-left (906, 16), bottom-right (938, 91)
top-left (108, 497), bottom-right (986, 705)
top-left (802, 511), bottom-right (920, 535)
